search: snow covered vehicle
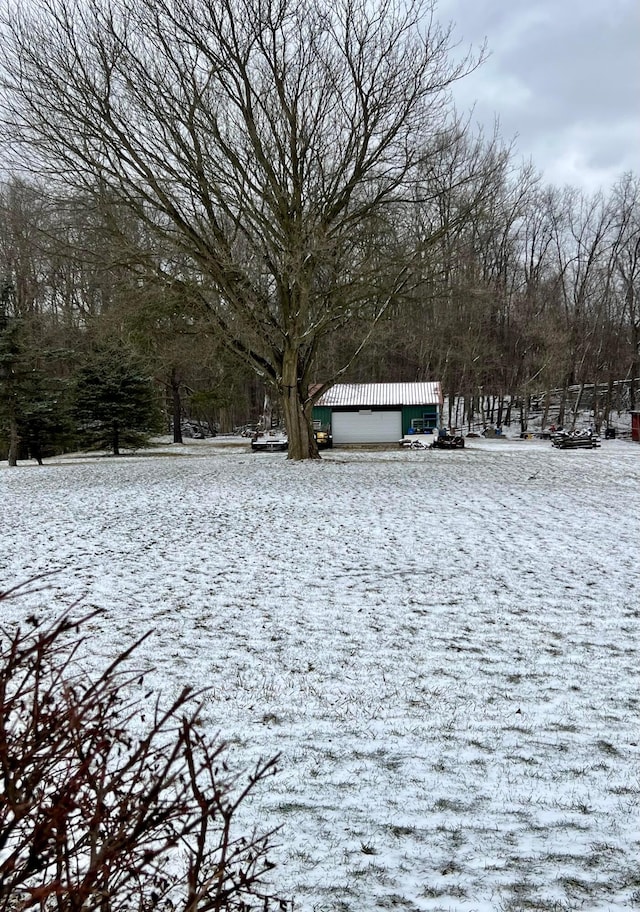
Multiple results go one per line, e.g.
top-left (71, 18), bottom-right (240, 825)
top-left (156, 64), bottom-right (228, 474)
top-left (250, 428), bottom-right (288, 452)
top-left (251, 424), bottom-right (331, 452)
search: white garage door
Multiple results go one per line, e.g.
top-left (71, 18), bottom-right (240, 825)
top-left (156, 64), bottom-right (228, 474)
top-left (332, 410), bottom-right (402, 444)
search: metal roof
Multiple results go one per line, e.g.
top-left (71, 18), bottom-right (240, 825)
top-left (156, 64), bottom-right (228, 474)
top-left (315, 382), bottom-right (442, 408)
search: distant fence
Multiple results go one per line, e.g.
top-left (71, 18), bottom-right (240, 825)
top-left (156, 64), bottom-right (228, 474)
top-left (521, 379), bottom-right (640, 419)
top-left (443, 378), bottom-right (639, 432)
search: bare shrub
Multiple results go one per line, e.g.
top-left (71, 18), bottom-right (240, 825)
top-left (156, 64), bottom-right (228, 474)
top-left (0, 589), bottom-right (288, 911)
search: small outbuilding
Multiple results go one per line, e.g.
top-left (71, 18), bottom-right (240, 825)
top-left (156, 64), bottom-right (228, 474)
top-left (313, 382), bottom-right (442, 445)
top-left (632, 410), bottom-right (640, 442)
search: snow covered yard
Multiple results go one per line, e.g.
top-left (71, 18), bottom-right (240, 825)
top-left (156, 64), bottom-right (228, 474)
top-left (1, 437), bottom-right (639, 912)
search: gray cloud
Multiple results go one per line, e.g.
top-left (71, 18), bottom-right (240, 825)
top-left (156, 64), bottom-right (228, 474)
top-left (439, 0), bottom-right (640, 190)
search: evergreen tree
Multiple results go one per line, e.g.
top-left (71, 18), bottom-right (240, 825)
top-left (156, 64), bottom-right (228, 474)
top-left (73, 348), bottom-right (164, 455)
top-left (18, 366), bottom-right (74, 463)
top-left (0, 286), bottom-right (75, 465)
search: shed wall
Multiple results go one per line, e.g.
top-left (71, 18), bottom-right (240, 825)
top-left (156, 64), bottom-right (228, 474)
top-left (401, 405), bottom-right (438, 434)
top-left (312, 406), bottom-right (332, 427)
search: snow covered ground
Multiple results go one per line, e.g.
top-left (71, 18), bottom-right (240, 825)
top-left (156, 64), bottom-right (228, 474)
top-left (1, 435), bottom-right (640, 911)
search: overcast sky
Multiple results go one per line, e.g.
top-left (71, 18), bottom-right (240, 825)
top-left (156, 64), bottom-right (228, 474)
top-left (438, 0), bottom-right (639, 194)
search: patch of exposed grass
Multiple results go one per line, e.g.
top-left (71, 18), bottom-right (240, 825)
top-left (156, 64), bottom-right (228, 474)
top-left (387, 824), bottom-right (415, 838)
top-left (467, 738), bottom-right (493, 752)
top-left (360, 842), bottom-right (378, 855)
top-left (374, 894), bottom-right (420, 910)
top-left (596, 738), bottom-right (622, 757)
top-left (505, 752), bottom-right (539, 765)
top-left (277, 801), bottom-right (310, 814)
top-left (435, 825), bottom-right (464, 848)
top-left (432, 797), bottom-right (470, 813)
top-left (558, 875), bottom-right (592, 894)
top-left (609, 783), bottom-right (640, 795)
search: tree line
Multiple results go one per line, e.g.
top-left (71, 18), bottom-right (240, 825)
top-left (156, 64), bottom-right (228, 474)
top-left (0, 0), bottom-right (638, 461)
top-left (334, 170), bottom-right (640, 433)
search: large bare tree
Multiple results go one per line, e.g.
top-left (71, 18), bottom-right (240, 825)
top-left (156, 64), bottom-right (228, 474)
top-left (0, 0), bottom-right (482, 458)
top-left (612, 173), bottom-right (640, 410)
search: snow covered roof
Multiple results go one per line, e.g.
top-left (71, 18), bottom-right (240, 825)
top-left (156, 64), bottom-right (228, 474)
top-left (314, 381), bottom-right (442, 408)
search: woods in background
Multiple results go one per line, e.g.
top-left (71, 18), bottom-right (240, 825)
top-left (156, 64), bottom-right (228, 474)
top-left (0, 0), bottom-right (638, 460)
top-left (0, 167), bottom-right (638, 460)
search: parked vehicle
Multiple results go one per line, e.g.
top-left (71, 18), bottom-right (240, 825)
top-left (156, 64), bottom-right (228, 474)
top-left (314, 425), bottom-right (333, 449)
top-left (250, 428), bottom-right (288, 452)
top-left (431, 433), bottom-right (465, 449)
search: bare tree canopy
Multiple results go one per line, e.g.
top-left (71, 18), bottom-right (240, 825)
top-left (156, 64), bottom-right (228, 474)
top-left (0, 0), bottom-right (485, 457)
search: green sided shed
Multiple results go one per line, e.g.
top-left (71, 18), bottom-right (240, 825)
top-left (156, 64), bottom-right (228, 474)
top-left (313, 382), bottom-right (443, 445)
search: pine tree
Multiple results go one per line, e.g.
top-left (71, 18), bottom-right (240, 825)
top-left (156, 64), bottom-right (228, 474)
top-left (73, 347), bottom-right (164, 455)
top-left (0, 288), bottom-right (75, 465)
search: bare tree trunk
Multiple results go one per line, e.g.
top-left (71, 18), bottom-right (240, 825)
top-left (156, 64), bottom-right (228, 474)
top-left (478, 392), bottom-right (487, 429)
top-left (112, 423), bottom-right (120, 456)
top-left (281, 392), bottom-right (318, 460)
top-left (280, 347), bottom-right (318, 460)
top-left (557, 385), bottom-right (568, 428)
top-left (593, 378), bottom-right (603, 434)
top-left (630, 324), bottom-right (640, 412)
top-left (454, 395), bottom-right (461, 429)
top-left (504, 397), bottom-right (512, 427)
top-left (261, 392), bottom-right (273, 431)
top-left (8, 417), bottom-right (19, 466)
top-left (603, 376), bottom-right (614, 428)
top-left (519, 398), bottom-right (528, 435)
top-left (170, 368), bottom-right (183, 444)
top-left (571, 382), bottom-right (585, 430)
top-left (218, 406), bottom-right (232, 435)
top-left (540, 390), bottom-right (550, 431)
top-left (464, 394), bottom-right (473, 430)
